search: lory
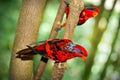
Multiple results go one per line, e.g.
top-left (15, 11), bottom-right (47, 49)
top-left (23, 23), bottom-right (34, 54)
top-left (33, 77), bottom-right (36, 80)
top-left (16, 39), bottom-right (88, 62)
top-left (58, 1), bottom-right (100, 30)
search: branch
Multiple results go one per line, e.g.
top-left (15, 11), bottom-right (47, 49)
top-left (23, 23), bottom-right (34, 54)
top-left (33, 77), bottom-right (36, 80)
top-left (51, 0), bottom-right (84, 80)
top-left (9, 0), bottom-right (44, 80)
top-left (33, 0), bottom-right (67, 80)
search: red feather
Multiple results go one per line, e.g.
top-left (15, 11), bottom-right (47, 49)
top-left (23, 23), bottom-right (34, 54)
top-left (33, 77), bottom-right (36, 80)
top-left (61, 1), bottom-right (100, 27)
top-left (16, 39), bottom-right (88, 62)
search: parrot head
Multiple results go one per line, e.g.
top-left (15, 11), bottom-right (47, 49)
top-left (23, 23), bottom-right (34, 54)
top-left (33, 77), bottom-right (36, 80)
top-left (84, 7), bottom-right (100, 18)
top-left (72, 44), bottom-right (88, 60)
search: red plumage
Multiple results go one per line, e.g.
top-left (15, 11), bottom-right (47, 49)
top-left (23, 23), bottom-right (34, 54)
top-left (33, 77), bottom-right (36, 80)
top-left (61, 1), bottom-right (100, 27)
top-left (16, 39), bottom-right (88, 62)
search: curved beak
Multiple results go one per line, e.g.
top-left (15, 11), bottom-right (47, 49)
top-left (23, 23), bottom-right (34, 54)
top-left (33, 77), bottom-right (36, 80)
top-left (81, 56), bottom-right (86, 60)
top-left (74, 53), bottom-right (87, 60)
top-left (93, 12), bottom-right (98, 17)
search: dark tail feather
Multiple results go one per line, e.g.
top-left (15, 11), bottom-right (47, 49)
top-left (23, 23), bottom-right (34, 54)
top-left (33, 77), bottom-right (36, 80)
top-left (29, 41), bottom-right (45, 46)
top-left (16, 46), bottom-right (37, 60)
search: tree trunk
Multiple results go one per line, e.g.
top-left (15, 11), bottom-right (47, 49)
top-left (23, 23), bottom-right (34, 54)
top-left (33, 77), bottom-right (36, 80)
top-left (33, 0), bottom-right (67, 80)
top-left (9, 0), bottom-right (46, 80)
top-left (51, 0), bottom-right (84, 80)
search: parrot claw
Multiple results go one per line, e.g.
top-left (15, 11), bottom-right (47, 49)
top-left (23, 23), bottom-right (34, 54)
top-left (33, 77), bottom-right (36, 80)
top-left (64, 0), bottom-right (70, 6)
top-left (55, 27), bottom-right (62, 32)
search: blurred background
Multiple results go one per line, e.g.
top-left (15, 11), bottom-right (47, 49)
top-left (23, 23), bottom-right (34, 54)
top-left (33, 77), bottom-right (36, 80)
top-left (0, 0), bottom-right (120, 80)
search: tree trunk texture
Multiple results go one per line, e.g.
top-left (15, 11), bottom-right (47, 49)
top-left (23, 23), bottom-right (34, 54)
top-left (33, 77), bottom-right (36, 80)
top-left (51, 0), bottom-right (84, 80)
top-left (9, 0), bottom-right (46, 80)
top-left (34, 0), bottom-right (67, 80)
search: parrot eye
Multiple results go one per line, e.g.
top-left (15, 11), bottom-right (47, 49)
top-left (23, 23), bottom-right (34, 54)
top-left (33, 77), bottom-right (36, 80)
top-left (74, 48), bottom-right (83, 54)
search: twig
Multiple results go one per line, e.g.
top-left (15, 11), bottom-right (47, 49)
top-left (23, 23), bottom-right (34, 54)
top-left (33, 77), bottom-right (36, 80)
top-left (33, 0), bottom-right (67, 80)
top-left (51, 0), bottom-right (84, 80)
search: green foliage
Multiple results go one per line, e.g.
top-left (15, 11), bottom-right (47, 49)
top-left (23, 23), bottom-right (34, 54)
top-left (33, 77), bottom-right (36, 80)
top-left (0, 0), bottom-right (120, 80)
top-left (0, 0), bottom-right (21, 79)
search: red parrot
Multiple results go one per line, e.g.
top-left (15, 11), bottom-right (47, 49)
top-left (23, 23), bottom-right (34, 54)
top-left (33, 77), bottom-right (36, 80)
top-left (60, 1), bottom-right (100, 28)
top-left (16, 39), bottom-right (88, 62)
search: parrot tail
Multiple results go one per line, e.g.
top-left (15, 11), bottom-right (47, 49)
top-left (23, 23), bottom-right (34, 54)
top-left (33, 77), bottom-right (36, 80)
top-left (16, 45), bottom-right (38, 60)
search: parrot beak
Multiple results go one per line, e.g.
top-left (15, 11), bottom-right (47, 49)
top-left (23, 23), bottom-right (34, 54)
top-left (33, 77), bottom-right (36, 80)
top-left (81, 56), bottom-right (86, 60)
top-left (74, 53), bottom-right (87, 60)
top-left (93, 8), bottom-right (100, 17)
top-left (93, 12), bottom-right (98, 17)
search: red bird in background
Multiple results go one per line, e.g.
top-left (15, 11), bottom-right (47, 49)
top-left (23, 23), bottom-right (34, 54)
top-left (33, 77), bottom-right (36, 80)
top-left (16, 39), bottom-right (88, 62)
top-left (59, 1), bottom-right (100, 29)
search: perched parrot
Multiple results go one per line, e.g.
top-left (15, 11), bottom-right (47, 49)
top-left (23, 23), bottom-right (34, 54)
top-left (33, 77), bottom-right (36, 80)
top-left (57, 1), bottom-right (100, 30)
top-left (16, 39), bottom-right (88, 62)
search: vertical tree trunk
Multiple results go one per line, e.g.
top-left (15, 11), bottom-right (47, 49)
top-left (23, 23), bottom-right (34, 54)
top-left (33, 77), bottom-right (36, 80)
top-left (51, 0), bottom-right (84, 80)
top-left (9, 0), bottom-right (46, 80)
top-left (34, 0), bottom-right (67, 80)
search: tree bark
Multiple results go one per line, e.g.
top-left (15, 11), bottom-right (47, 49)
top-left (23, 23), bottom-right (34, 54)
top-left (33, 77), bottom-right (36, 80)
top-left (9, 0), bottom-right (46, 80)
top-left (51, 0), bottom-right (84, 80)
top-left (34, 0), bottom-right (67, 80)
